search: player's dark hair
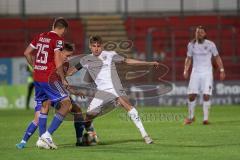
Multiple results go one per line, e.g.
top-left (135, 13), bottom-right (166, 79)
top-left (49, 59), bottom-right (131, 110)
top-left (53, 17), bottom-right (68, 29)
top-left (89, 35), bottom-right (103, 45)
top-left (63, 42), bottom-right (74, 51)
top-left (191, 25), bottom-right (207, 44)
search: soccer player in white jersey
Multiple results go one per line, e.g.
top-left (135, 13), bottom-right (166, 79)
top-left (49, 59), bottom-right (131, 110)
top-left (183, 26), bottom-right (226, 125)
top-left (69, 35), bottom-right (160, 144)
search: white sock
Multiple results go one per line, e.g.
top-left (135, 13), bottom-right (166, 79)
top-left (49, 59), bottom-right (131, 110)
top-left (188, 100), bottom-right (196, 119)
top-left (20, 140), bottom-right (26, 143)
top-left (203, 101), bottom-right (211, 121)
top-left (42, 131), bottom-right (51, 137)
top-left (128, 107), bottom-right (147, 138)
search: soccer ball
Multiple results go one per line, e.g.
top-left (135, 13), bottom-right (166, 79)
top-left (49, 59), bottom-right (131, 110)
top-left (82, 132), bottom-right (98, 146)
top-left (36, 138), bottom-right (50, 149)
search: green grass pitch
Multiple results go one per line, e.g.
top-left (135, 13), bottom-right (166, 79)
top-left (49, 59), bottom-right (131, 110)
top-left (0, 105), bottom-right (240, 160)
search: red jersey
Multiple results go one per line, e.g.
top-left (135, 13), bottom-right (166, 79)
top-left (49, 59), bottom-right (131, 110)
top-left (30, 31), bottom-right (64, 82)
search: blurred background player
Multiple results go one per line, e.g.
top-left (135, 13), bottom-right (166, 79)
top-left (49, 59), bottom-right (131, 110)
top-left (16, 42), bottom-right (87, 149)
top-left (25, 64), bottom-right (34, 110)
top-left (69, 35), bottom-right (160, 144)
top-left (183, 26), bottom-right (226, 125)
top-left (23, 17), bottom-right (74, 149)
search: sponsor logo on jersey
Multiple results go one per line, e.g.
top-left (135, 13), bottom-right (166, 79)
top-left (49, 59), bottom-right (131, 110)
top-left (34, 65), bottom-right (48, 70)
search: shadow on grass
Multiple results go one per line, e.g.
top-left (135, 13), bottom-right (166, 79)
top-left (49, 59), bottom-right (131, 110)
top-left (55, 138), bottom-right (159, 150)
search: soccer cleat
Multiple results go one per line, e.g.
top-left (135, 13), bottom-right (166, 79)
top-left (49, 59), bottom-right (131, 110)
top-left (41, 132), bottom-right (57, 149)
top-left (203, 120), bottom-right (210, 125)
top-left (76, 137), bottom-right (83, 146)
top-left (16, 142), bottom-right (26, 149)
top-left (36, 138), bottom-right (50, 149)
top-left (184, 117), bottom-right (195, 125)
top-left (144, 136), bottom-right (153, 144)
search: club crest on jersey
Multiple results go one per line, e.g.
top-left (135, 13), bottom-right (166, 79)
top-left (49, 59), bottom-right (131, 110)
top-left (204, 46), bottom-right (208, 50)
top-left (56, 40), bottom-right (63, 48)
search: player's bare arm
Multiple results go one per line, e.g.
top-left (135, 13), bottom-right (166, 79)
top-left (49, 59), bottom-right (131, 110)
top-left (214, 55), bottom-right (225, 80)
top-left (183, 56), bottom-right (192, 79)
top-left (66, 66), bottom-right (78, 76)
top-left (24, 45), bottom-right (35, 67)
top-left (55, 50), bottom-right (68, 86)
top-left (125, 58), bottom-right (160, 68)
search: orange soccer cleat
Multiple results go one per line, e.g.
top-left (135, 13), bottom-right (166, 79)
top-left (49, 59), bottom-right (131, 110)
top-left (184, 117), bottom-right (195, 125)
top-left (203, 120), bottom-right (210, 125)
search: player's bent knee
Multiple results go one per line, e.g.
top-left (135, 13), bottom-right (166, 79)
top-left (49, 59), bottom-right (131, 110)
top-left (203, 94), bottom-right (210, 101)
top-left (60, 97), bottom-right (72, 110)
top-left (71, 103), bottom-right (82, 113)
top-left (41, 100), bottom-right (50, 113)
top-left (188, 94), bottom-right (197, 102)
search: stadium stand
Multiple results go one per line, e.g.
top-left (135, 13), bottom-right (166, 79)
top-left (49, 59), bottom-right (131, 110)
top-left (0, 15), bottom-right (239, 80)
top-left (125, 15), bottom-right (240, 80)
top-left (0, 18), bottom-right (84, 58)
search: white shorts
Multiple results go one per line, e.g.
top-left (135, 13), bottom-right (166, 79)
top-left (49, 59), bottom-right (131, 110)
top-left (87, 88), bottom-right (126, 113)
top-left (187, 72), bottom-right (213, 95)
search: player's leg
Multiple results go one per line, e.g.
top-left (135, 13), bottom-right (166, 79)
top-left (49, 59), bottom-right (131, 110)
top-left (117, 96), bottom-right (153, 144)
top-left (16, 101), bottom-right (41, 149)
top-left (26, 82), bottom-right (34, 110)
top-left (40, 97), bottom-right (71, 149)
top-left (202, 73), bottom-right (213, 125)
top-left (38, 100), bottom-right (50, 137)
top-left (36, 100), bottom-right (52, 149)
top-left (185, 73), bottom-right (200, 125)
top-left (84, 97), bottom-right (104, 143)
top-left (28, 82), bottom-right (51, 149)
top-left (70, 101), bottom-right (85, 146)
top-left (203, 94), bottom-right (211, 124)
top-left (37, 81), bottom-right (70, 149)
top-left (184, 94), bottom-right (197, 124)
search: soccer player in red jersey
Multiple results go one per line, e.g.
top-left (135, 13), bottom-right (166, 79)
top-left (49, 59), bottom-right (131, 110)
top-left (16, 42), bottom-right (87, 149)
top-left (24, 17), bottom-right (73, 149)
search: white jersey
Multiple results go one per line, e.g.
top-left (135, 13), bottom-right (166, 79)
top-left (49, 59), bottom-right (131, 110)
top-left (187, 39), bottom-right (218, 73)
top-left (80, 50), bottom-right (125, 91)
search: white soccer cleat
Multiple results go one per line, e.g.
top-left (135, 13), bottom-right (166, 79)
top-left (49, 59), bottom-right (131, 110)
top-left (41, 132), bottom-right (57, 149)
top-left (36, 138), bottom-right (50, 149)
top-left (144, 136), bottom-right (153, 144)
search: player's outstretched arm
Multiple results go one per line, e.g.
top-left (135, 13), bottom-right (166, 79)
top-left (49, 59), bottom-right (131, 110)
top-left (183, 56), bottom-right (192, 79)
top-left (24, 45), bottom-right (35, 67)
top-left (214, 55), bottom-right (225, 80)
top-left (125, 58), bottom-right (159, 67)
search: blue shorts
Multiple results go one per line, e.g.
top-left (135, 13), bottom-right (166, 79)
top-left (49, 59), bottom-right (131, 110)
top-left (34, 100), bottom-right (42, 112)
top-left (34, 81), bottom-right (68, 103)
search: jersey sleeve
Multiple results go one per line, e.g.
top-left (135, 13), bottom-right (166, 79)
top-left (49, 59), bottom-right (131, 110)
top-left (79, 55), bottom-right (90, 68)
top-left (111, 51), bottom-right (126, 62)
top-left (29, 35), bottom-right (39, 49)
top-left (53, 38), bottom-right (64, 52)
top-left (187, 42), bottom-right (193, 57)
top-left (210, 42), bottom-right (219, 56)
